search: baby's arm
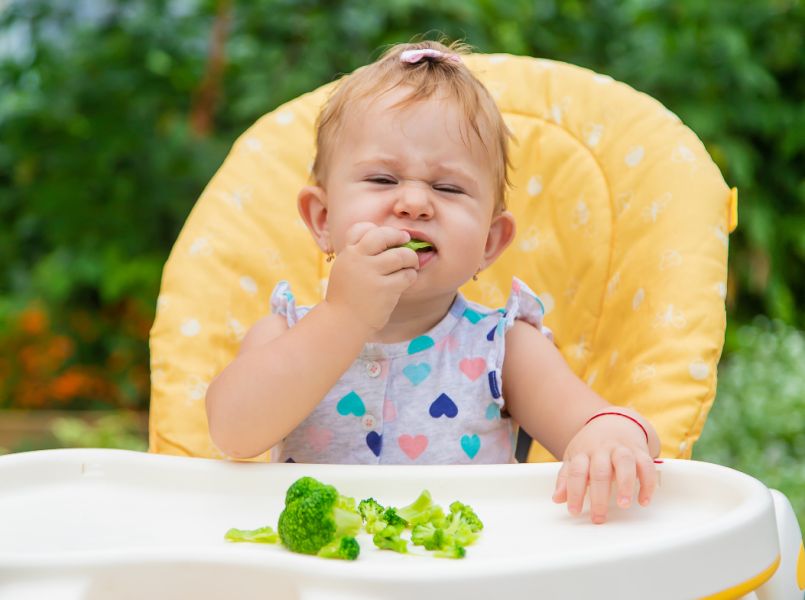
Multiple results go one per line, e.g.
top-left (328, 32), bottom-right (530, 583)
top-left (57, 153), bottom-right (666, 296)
top-left (206, 222), bottom-right (418, 459)
top-left (502, 320), bottom-right (660, 524)
top-left (206, 301), bottom-right (372, 458)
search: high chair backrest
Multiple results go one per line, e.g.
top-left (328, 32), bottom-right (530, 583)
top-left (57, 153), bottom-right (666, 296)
top-left (149, 54), bottom-right (736, 462)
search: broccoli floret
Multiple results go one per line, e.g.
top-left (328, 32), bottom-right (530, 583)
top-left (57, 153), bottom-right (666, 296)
top-left (358, 498), bottom-right (388, 534)
top-left (448, 501), bottom-right (483, 532)
top-left (382, 507), bottom-right (409, 528)
top-left (284, 476), bottom-right (327, 505)
top-left (433, 544), bottom-right (466, 559)
top-left (399, 239), bottom-right (433, 251)
top-left (409, 500), bottom-right (483, 557)
top-left (359, 499), bottom-right (410, 533)
top-left (372, 524), bottom-right (408, 553)
top-left (224, 526), bottom-right (278, 544)
top-left (277, 477), bottom-right (363, 555)
top-left (440, 511), bottom-right (481, 547)
top-left (410, 522), bottom-right (446, 551)
top-left (410, 517), bottom-right (475, 553)
top-left (316, 536), bottom-right (360, 560)
top-left (396, 490), bottom-right (444, 527)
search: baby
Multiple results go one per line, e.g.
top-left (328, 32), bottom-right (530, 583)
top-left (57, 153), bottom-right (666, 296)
top-left (206, 40), bottom-right (660, 523)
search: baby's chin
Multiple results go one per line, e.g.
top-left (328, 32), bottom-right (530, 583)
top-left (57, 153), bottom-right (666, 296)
top-left (398, 272), bottom-right (471, 302)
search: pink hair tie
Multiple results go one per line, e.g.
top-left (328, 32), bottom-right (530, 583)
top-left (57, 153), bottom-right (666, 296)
top-left (400, 48), bottom-right (462, 65)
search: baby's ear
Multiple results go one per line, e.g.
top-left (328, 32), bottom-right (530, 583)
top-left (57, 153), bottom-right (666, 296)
top-left (482, 210), bottom-right (516, 268)
top-left (297, 185), bottom-right (330, 251)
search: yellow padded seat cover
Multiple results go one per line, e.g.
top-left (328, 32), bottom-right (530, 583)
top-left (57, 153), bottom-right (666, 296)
top-left (149, 54), bottom-right (733, 462)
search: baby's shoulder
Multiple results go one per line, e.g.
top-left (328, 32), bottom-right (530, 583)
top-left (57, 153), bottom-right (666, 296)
top-left (238, 312), bottom-right (288, 355)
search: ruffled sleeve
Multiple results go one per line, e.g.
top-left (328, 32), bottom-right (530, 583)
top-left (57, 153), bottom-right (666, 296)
top-left (502, 277), bottom-right (553, 341)
top-left (269, 280), bottom-right (309, 327)
top-left (486, 277), bottom-right (553, 408)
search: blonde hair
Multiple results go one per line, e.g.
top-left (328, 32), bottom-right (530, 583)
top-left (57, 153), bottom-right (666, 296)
top-left (312, 39), bottom-right (513, 210)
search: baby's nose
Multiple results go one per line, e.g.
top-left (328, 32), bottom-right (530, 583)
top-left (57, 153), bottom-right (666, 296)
top-left (394, 181), bottom-right (433, 219)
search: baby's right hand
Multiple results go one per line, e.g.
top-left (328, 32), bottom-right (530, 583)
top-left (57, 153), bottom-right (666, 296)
top-left (325, 222), bottom-right (419, 332)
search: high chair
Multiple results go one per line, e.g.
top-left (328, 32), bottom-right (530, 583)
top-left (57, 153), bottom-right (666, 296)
top-left (145, 54), bottom-right (803, 598)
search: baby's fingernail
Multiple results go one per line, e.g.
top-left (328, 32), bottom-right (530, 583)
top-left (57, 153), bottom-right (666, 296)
top-left (618, 496), bottom-right (630, 508)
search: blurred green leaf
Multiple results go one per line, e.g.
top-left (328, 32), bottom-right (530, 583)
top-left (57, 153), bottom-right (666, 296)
top-left (695, 318), bottom-right (805, 528)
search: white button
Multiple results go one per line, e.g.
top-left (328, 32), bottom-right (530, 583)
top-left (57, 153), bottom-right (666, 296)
top-left (361, 414), bottom-right (376, 430)
top-left (366, 361), bottom-right (382, 378)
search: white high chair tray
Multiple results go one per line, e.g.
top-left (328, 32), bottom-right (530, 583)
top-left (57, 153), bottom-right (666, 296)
top-left (0, 449), bottom-right (778, 600)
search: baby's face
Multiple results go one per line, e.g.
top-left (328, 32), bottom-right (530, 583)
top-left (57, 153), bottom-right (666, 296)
top-left (320, 88), bottom-right (499, 297)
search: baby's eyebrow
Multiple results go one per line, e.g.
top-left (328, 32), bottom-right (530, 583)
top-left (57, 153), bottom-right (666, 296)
top-left (354, 158), bottom-right (401, 171)
top-left (355, 158), bottom-right (474, 183)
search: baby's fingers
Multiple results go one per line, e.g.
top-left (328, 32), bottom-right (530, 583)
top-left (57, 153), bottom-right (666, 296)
top-left (588, 451), bottom-right (613, 523)
top-left (356, 226), bottom-right (409, 256)
top-left (552, 462), bottom-right (569, 504)
top-left (636, 453), bottom-right (658, 506)
top-left (377, 246), bottom-right (419, 275)
top-left (612, 446), bottom-right (637, 509)
top-left (565, 453), bottom-right (590, 517)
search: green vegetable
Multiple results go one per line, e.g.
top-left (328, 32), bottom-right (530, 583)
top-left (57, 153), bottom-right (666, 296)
top-left (410, 522), bottom-right (446, 551)
top-left (372, 523), bottom-right (408, 553)
top-left (277, 476), bottom-right (363, 557)
top-left (433, 544), bottom-right (466, 559)
top-left (316, 535), bottom-right (361, 560)
top-left (358, 497), bottom-right (388, 534)
top-left (224, 479), bottom-right (484, 561)
top-left (381, 506), bottom-right (409, 528)
top-left (408, 499), bottom-right (483, 556)
top-left (440, 509), bottom-right (481, 547)
top-left (447, 501), bottom-right (484, 533)
top-left (224, 526), bottom-right (278, 544)
top-left (399, 239), bottom-right (434, 251)
top-left (396, 490), bottom-right (444, 527)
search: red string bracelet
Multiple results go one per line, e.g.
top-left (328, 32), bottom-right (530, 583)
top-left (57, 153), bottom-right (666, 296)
top-left (584, 411), bottom-right (649, 446)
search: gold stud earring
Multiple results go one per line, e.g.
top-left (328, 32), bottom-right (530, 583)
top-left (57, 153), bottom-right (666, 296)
top-left (472, 269), bottom-right (480, 281)
top-left (325, 250), bottom-right (335, 263)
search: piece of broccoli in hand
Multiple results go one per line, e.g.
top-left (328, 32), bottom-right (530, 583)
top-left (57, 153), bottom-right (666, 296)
top-left (277, 476), bottom-right (363, 556)
top-left (224, 526), bottom-right (278, 544)
top-left (372, 524), bottom-right (408, 553)
top-left (397, 490), bottom-right (445, 527)
top-left (399, 239), bottom-right (434, 252)
top-left (316, 536), bottom-right (361, 560)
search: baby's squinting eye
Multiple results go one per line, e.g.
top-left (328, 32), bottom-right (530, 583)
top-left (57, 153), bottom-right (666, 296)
top-left (367, 176), bottom-right (397, 185)
top-left (433, 185), bottom-right (464, 195)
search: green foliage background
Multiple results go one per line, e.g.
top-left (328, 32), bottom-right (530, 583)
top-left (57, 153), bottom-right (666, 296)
top-left (1, 1), bottom-right (803, 520)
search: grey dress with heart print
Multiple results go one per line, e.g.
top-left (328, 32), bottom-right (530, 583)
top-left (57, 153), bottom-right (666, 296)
top-left (268, 277), bottom-right (550, 464)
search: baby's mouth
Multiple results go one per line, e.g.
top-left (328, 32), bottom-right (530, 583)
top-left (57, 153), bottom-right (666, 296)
top-left (402, 239), bottom-right (437, 269)
top-left (400, 239), bottom-right (436, 253)
top-left (398, 238), bottom-right (437, 269)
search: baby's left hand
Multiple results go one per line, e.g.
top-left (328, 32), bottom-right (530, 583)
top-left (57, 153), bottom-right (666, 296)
top-left (552, 415), bottom-right (657, 524)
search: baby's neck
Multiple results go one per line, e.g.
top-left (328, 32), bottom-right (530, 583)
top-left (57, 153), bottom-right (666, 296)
top-left (368, 291), bottom-right (457, 344)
